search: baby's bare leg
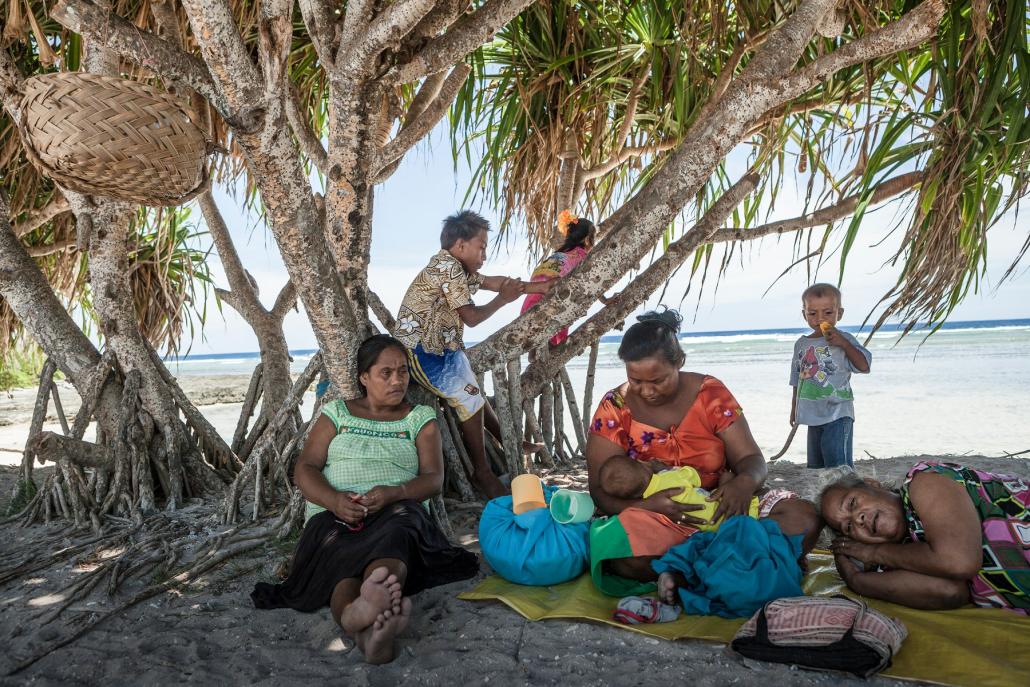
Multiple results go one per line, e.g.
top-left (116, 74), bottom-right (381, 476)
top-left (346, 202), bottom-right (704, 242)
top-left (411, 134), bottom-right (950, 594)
top-left (607, 555), bottom-right (660, 582)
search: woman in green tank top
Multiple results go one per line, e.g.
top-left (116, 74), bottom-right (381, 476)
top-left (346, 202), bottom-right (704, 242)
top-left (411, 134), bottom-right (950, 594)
top-left (252, 335), bottom-right (478, 663)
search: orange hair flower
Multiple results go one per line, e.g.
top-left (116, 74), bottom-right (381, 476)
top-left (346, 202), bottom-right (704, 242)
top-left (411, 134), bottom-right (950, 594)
top-left (557, 209), bottom-right (578, 236)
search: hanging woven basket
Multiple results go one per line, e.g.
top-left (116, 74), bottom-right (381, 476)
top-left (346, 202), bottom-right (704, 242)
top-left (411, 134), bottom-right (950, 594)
top-left (18, 73), bottom-right (210, 207)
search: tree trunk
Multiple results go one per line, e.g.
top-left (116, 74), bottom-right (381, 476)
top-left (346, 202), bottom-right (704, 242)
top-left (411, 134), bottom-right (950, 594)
top-left (234, 123), bottom-right (361, 397)
top-left (0, 194), bottom-right (123, 436)
top-left (82, 201), bottom-right (220, 506)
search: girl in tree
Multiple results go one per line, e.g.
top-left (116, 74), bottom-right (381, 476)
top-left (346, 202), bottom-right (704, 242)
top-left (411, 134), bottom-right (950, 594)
top-left (520, 210), bottom-right (613, 346)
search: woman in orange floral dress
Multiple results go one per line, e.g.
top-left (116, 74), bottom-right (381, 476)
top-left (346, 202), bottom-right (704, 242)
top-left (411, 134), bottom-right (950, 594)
top-left (585, 309), bottom-right (823, 588)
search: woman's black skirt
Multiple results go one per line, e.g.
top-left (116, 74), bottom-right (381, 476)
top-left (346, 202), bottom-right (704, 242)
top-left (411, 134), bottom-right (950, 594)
top-left (251, 499), bottom-right (479, 612)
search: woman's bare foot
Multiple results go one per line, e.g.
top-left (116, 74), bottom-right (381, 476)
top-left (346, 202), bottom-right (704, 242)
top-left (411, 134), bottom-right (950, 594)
top-left (357, 597), bottom-right (413, 664)
top-left (473, 470), bottom-right (509, 500)
top-left (339, 567), bottom-right (396, 635)
top-left (657, 571), bottom-right (685, 605)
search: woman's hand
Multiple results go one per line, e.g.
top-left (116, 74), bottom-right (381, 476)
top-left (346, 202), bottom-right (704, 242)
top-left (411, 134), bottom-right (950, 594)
top-left (641, 487), bottom-right (708, 526)
top-left (831, 537), bottom-right (881, 568)
top-left (708, 473), bottom-right (758, 523)
top-left (358, 486), bottom-right (401, 515)
top-left (834, 550), bottom-right (864, 588)
top-left (332, 491), bottom-right (368, 525)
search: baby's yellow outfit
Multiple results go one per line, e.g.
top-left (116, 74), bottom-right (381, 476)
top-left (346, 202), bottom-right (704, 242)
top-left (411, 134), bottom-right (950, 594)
top-left (642, 466), bottom-right (759, 532)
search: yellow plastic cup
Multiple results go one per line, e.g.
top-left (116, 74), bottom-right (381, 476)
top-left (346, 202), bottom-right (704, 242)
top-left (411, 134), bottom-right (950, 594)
top-left (511, 473), bottom-right (546, 514)
top-left (549, 489), bottom-right (595, 524)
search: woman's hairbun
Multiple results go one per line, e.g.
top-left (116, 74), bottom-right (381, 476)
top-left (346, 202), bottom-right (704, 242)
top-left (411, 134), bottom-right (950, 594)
top-left (618, 306), bottom-right (685, 366)
top-left (636, 307), bottom-right (682, 332)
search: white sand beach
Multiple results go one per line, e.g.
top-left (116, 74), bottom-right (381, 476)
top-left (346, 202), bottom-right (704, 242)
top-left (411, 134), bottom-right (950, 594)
top-left (1, 339), bottom-right (1028, 687)
top-left (2, 452), bottom-right (1027, 686)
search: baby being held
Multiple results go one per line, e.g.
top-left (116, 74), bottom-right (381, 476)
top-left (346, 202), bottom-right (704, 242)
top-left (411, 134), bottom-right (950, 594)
top-left (599, 455), bottom-right (758, 532)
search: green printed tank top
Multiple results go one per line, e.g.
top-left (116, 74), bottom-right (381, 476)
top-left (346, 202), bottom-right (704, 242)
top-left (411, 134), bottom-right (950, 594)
top-left (304, 400), bottom-right (436, 522)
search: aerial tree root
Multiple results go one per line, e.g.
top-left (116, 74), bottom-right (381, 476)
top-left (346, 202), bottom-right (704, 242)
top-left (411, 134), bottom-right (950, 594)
top-left (222, 353), bottom-right (322, 524)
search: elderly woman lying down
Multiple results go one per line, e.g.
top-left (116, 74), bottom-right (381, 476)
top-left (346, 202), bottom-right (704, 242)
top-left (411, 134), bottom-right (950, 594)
top-left (819, 461), bottom-right (1030, 613)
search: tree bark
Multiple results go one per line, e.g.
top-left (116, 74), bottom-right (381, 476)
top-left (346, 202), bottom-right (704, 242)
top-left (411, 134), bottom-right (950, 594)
top-left (581, 340), bottom-right (599, 435)
top-left (34, 432), bottom-right (112, 469)
top-left (199, 192), bottom-right (294, 420)
top-left (81, 201), bottom-right (219, 505)
top-left (0, 194), bottom-right (123, 435)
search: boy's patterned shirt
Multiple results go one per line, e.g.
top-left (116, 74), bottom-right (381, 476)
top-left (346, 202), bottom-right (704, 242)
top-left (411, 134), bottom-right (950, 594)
top-left (394, 250), bottom-right (483, 354)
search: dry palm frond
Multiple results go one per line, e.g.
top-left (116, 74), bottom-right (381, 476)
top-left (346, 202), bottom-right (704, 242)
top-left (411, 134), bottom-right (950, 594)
top-left (862, 0), bottom-right (1030, 334)
top-left (127, 207), bottom-right (213, 357)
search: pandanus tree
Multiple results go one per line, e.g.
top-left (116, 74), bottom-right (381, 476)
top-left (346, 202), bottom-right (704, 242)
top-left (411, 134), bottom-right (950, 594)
top-left (456, 0), bottom-right (1029, 398)
top-left (0, 0), bottom-right (1026, 577)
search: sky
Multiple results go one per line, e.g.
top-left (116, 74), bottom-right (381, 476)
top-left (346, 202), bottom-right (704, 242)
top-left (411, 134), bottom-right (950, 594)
top-left (187, 125), bottom-right (1030, 355)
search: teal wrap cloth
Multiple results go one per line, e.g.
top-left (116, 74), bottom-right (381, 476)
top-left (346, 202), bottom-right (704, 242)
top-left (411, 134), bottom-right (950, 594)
top-left (652, 516), bottom-right (803, 618)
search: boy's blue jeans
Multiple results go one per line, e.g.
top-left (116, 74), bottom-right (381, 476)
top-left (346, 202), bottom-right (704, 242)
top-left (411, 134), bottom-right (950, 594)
top-left (806, 417), bottom-right (854, 468)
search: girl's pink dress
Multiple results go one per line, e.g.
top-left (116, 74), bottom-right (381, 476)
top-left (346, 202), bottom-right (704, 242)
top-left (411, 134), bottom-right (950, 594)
top-left (519, 246), bottom-right (589, 346)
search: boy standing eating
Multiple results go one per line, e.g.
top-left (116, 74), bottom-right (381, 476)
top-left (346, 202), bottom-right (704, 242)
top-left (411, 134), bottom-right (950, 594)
top-left (394, 210), bottom-right (549, 498)
top-left (788, 283), bottom-right (872, 468)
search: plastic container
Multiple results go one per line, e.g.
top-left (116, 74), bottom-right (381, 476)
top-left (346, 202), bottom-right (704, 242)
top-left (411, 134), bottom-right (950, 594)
top-left (549, 489), bottom-right (595, 524)
top-left (511, 473), bottom-right (546, 514)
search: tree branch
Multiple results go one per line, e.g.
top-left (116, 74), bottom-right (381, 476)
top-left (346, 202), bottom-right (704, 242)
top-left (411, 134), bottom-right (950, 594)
top-left (270, 280), bottom-right (298, 322)
top-left (779, 0), bottom-right (946, 104)
top-left (375, 64), bottom-right (470, 177)
top-left (14, 195), bottom-right (70, 237)
top-left (579, 139), bottom-right (678, 183)
top-left (711, 171), bottom-right (924, 243)
top-left (149, 0), bottom-right (184, 46)
top-left (178, 0), bottom-right (264, 122)
top-left (575, 70), bottom-right (658, 185)
top-left (370, 70), bottom-right (448, 184)
top-left (298, 0), bottom-right (338, 67)
top-left (284, 85), bottom-right (329, 174)
top-left (337, 0), bottom-right (374, 61)
top-left (743, 0), bottom-right (840, 83)
top-left (50, 0), bottom-right (224, 109)
top-left (199, 192), bottom-right (265, 319)
top-left (343, 0), bottom-right (438, 73)
top-left (405, 70), bottom-right (449, 122)
top-left (693, 37), bottom-right (752, 125)
top-left (24, 238), bottom-right (77, 257)
top-left (385, 0), bottom-right (536, 84)
top-left (613, 71), bottom-right (649, 154)
top-left (367, 288), bottom-right (396, 332)
top-left (257, 0), bottom-right (294, 93)
top-left (520, 173), bottom-right (760, 396)
top-left (409, 0), bottom-right (467, 42)
top-left (0, 48), bottom-right (25, 123)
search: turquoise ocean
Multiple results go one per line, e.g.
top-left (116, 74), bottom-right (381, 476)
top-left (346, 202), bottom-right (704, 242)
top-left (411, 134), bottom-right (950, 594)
top-left (171, 319), bottom-right (1030, 464)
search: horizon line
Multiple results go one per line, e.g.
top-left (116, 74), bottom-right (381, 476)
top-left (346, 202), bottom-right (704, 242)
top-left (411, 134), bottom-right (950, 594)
top-left (169, 316), bottom-right (1030, 362)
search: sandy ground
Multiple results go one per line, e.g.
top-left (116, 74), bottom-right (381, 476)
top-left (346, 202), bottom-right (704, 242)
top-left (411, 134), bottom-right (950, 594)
top-left (2, 453), bottom-right (1028, 687)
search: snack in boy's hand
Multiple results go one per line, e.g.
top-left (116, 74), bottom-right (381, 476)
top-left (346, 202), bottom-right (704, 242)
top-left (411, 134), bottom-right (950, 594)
top-left (819, 321), bottom-right (832, 335)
